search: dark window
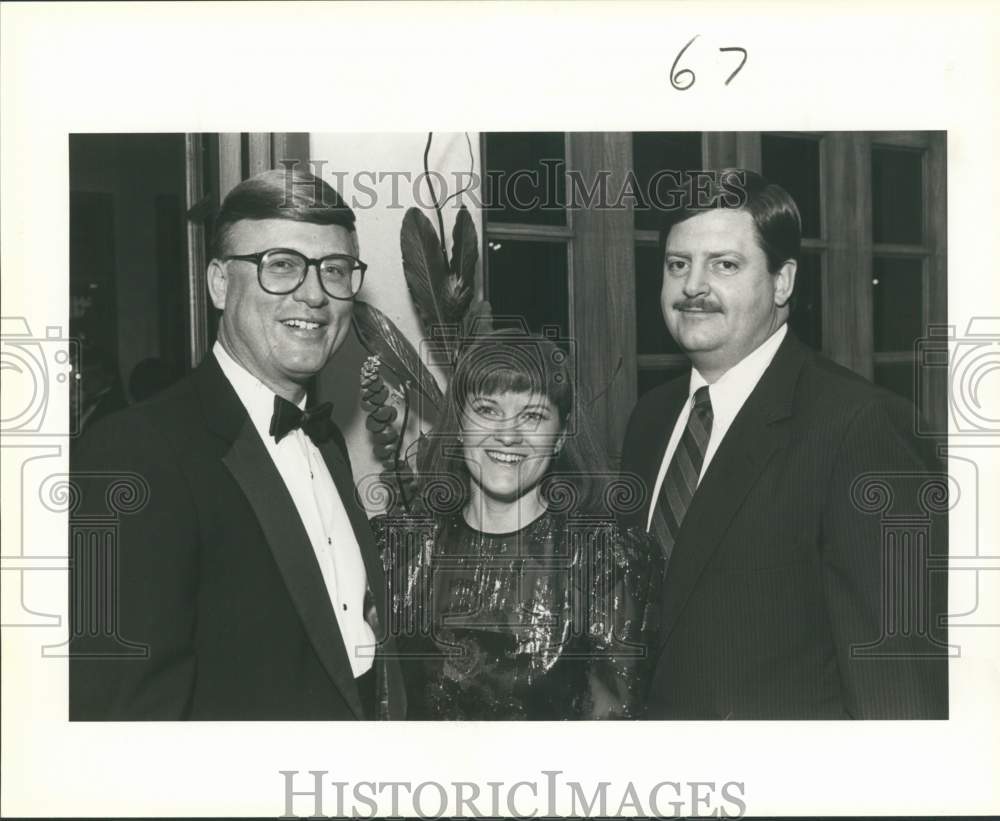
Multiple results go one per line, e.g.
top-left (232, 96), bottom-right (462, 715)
top-left (632, 132), bottom-right (703, 231)
top-left (873, 256), bottom-right (924, 353)
top-left (70, 133), bottom-right (188, 418)
top-left (486, 240), bottom-right (569, 339)
top-left (483, 133), bottom-right (566, 226)
top-left (788, 251), bottom-right (822, 350)
top-left (70, 191), bottom-right (118, 361)
top-left (635, 243), bottom-right (682, 355)
top-left (872, 146), bottom-right (923, 244)
top-left (762, 135), bottom-right (822, 239)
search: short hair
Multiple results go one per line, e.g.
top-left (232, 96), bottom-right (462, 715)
top-left (418, 329), bottom-right (610, 517)
top-left (211, 167), bottom-right (357, 258)
top-left (658, 168), bottom-right (801, 274)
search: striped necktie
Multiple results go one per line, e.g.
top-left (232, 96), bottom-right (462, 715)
top-left (658, 385), bottom-right (713, 559)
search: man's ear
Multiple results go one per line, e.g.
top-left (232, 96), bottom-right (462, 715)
top-left (207, 259), bottom-right (228, 310)
top-left (773, 259), bottom-right (797, 308)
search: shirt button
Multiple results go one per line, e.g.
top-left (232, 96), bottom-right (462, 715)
top-left (342, 603), bottom-right (348, 611)
top-left (327, 537), bottom-right (332, 545)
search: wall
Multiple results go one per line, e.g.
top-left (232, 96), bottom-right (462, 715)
top-left (309, 133), bottom-right (482, 512)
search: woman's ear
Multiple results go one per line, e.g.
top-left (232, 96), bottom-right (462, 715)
top-left (207, 259), bottom-right (228, 311)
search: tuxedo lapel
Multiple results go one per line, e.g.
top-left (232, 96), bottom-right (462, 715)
top-left (194, 356), bottom-right (365, 719)
top-left (316, 438), bottom-right (387, 625)
top-left (317, 438), bottom-right (407, 720)
top-left (325, 436), bottom-right (415, 719)
top-left (657, 333), bottom-right (809, 646)
top-left (223, 422), bottom-right (365, 719)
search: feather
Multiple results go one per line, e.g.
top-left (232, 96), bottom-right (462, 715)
top-left (445, 205), bottom-right (477, 321)
top-left (400, 207), bottom-right (449, 336)
top-left (352, 300), bottom-right (444, 413)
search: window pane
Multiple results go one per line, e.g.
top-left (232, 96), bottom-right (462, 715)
top-left (637, 365), bottom-right (688, 398)
top-left (873, 256), bottom-right (924, 353)
top-left (70, 190), bottom-right (118, 357)
top-left (872, 146), bottom-right (923, 244)
top-left (874, 361), bottom-right (916, 405)
top-left (788, 251), bottom-right (822, 350)
top-left (635, 243), bottom-right (682, 355)
top-left (632, 132), bottom-right (703, 231)
top-left (487, 240), bottom-right (569, 339)
top-left (761, 135), bottom-right (821, 239)
top-left (69, 133), bottom-right (188, 426)
top-left (484, 132), bottom-right (565, 226)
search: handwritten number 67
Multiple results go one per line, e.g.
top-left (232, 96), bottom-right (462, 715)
top-left (670, 35), bottom-right (747, 90)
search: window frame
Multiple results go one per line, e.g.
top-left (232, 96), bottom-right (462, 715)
top-left (467, 130), bottom-right (947, 457)
top-left (183, 132), bottom-right (309, 367)
top-left (633, 130), bottom-right (946, 438)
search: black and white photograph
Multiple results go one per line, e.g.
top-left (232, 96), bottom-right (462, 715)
top-left (2, 2), bottom-right (998, 819)
top-left (65, 130), bottom-right (950, 723)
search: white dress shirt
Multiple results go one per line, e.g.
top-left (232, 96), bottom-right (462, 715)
top-left (646, 324), bottom-right (787, 532)
top-left (214, 342), bottom-right (375, 677)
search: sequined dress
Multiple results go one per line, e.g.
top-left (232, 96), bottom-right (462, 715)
top-left (372, 511), bottom-right (662, 720)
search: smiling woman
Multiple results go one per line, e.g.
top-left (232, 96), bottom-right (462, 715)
top-left (459, 390), bottom-right (563, 525)
top-left (371, 330), bottom-right (664, 720)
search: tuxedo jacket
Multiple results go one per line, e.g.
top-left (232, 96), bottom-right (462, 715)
top-left (69, 354), bottom-right (406, 720)
top-left (622, 332), bottom-right (948, 719)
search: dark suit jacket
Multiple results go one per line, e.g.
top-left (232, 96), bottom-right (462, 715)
top-left (69, 354), bottom-right (406, 720)
top-left (622, 331), bottom-right (948, 719)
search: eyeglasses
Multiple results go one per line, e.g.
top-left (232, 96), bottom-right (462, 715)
top-left (220, 248), bottom-right (367, 300)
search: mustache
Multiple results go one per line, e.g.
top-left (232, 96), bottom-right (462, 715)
top-left (673, 298), bottom-right (722, 312)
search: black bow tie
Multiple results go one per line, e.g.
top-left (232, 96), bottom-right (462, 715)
top-left (269, 395), bottom-right (334, 444)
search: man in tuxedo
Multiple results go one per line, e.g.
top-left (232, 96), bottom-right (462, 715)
top-left (622, 169), bottom-right (948, 719)
top-left (70, 168), bottom-right (405, 720)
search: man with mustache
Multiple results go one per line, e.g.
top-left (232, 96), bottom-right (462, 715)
top-left (621, 169), bottom-right (947, 719)
top-left (70, 168), bottom-right (405, 720)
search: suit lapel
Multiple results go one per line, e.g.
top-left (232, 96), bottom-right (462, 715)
top-left (649, 384), bottom-right (689, 563)
top-left (195, 356), bottom-right (365, 719)
top-left (657, 332), bottom-right (809, 646)
top-left (640, 379), bottom-right (689, 544)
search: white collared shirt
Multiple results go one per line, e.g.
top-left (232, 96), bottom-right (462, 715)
top-left (646, 324), bottom-right (787, 532)
top-left (214, 342), bottom-right (375, 677)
